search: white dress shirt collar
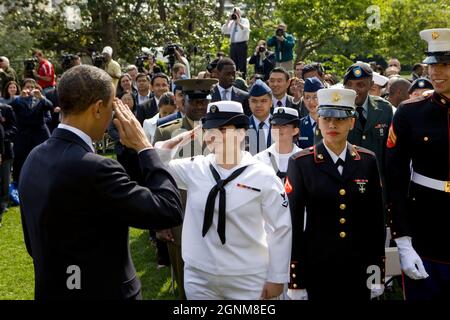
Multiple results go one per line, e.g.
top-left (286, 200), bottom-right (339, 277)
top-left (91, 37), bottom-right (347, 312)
top-left (58, 123), bottom-right (95, 153)
top-left (323, 141), bottom-right (348, 164)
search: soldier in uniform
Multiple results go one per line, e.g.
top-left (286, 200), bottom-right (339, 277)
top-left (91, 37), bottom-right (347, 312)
top-left (316, 63), bottom-right (393, 179)
top-left (153, 78), bottom-right (218, 299)
top-left (156, 101), bottom-right (291, 299)
top-left (286, 88), bottom-right (385, 300)
top-left (385, 28), bottom-right (450, 300)
top-left (254, 107), bottom-right (301, 182)
top-left (408, 77), bottom-right (434, 99)
top-left (298, 77), bottom-right (323, 149)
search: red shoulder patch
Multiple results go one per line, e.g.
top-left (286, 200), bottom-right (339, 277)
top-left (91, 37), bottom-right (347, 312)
top-left (386, 124), bottom-right (397, 148)
top-left (285, 176), bottom-right (293, 194)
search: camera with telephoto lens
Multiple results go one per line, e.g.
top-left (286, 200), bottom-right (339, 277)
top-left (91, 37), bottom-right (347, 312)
top-left (231, 13), bottom-right (237, 20)
top-left (276, 28), bottom-right (285, 37)
top-left (258, 46), bottom-right (266, 53)
top-left (135, 54), bottom-right (150, 73)
top-left (163, 44), bottom-right (181, 71)
top-left (61, 53), bottom-right (79, 71)
top-left (23, 58), bottom-right (37, 71)
top-left (92, 52), bottom-right (106, 69)
top-left (23, 57), bottom-right (38, 79)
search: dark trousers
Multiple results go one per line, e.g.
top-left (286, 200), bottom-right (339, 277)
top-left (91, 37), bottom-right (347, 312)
top-left (230, 41), bottom-right (248, 79)
top-left (0, 159), bottom-right (12, 209)
top-left (403, 259), bottom-right (450, 300)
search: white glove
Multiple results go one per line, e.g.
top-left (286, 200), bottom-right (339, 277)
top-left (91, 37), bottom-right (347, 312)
top-left (287, 289), bottom-right (308, 300)
top-left (395, 236), bottom-right (429, 280)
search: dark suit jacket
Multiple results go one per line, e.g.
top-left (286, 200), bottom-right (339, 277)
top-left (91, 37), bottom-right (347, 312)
top-left (136, 97), bottom-right (158, 126)
top-left (211, 86), bottom-right (251, 116)
top-left (284, 95), bottom-right (309, 118)
top-left (248, 51), bottom-right (275, 81)
top-left (19, 128), bottom-right (183, 300)
top-left (0, 103), bottom-right (17, 160)
top-left (10, 96), bottom-right (53, 153)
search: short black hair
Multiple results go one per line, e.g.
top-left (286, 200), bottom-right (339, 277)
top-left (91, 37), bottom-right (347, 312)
top-left (136, 73), bottom-right (149, 82)
top-left (302, 63), bottom-right (324, 79)
top-left (151, 72), bottom-right (170, 85)
top-left (412, 63), bottom-right (423, 72)
top-left (269, 67), bottom-right (290, 81)
top-left (158, 92), bottom-right (176, 108)
top-left (58, 65), bottom-right (113, 115)
top-left (216, 58), bottom-right (235, 72)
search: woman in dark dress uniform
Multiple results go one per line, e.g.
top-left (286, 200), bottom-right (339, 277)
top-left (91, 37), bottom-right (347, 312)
top-left (286, 88), bottom-right (385, 300)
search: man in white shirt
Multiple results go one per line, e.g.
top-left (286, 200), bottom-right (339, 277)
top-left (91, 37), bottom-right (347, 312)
top-left (221, 7), bottom-right (250, 78)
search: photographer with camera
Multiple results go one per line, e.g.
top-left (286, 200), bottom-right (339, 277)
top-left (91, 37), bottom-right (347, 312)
top-left (32, 49), bottom-right (56, 96)
top-left (102, 46), bottom-right (122, 88)
top-left (221, 7), bottom-right (250, 79)
top-left (249, 40), bottom-right (275, 81)
top-left (266, 24), bottom-right (296, 71)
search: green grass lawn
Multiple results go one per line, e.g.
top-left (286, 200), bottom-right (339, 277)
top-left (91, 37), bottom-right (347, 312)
top-left (0, 206), bottom-right (176, 300)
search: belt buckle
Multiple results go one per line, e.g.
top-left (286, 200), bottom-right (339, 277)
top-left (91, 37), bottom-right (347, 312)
top-left (445, 181), bottom-right (450, 193)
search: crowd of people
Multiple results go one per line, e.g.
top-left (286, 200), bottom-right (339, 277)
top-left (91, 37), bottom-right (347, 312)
top-left (0, 12), bottom-right (448, 301)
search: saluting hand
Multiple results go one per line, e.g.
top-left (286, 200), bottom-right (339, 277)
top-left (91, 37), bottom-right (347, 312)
top-left (113, 98), bottom-right (152, 152)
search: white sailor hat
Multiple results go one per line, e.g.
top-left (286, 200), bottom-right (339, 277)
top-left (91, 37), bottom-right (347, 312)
top-left (373, 72), bottom-right (389, 87)
top-left (271, 107), bottom-right (300, 126)
top-left (419, 28), bottom-right (450, 64)
top-left (317, 88), bottom-right (356, 118)
top-left (202, 101), bottom-right (249, 129)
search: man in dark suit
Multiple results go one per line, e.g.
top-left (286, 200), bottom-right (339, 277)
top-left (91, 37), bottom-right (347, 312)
top-left (136, 73), bottom-right (170, 125)
top-left (19, 65), bottom-right (183, 300)
top-left (268, 67), bottom-right (308, 117)
top-left (210, 57), bottom-right (251, 116)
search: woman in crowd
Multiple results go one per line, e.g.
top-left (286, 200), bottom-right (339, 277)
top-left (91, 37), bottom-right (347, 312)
top-left (286, 88), bottom-right (385, 300)
top-left (116, 73), bottom-right (137, 97)
top-left (10, 78), bottom-right (53, 185)
top-left (155, 101), bottom-right (292, 300)
top-left (1, 81), bottom-right (20, 104)
top-left (287, 77), bottom-right (304, 106)
top-left (254, 107), bottom-right (301, 182)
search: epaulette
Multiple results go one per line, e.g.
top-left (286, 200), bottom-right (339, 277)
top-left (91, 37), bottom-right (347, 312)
top-left (353, 145), bottom-right (375, 157)
top-left (293, 146), bottom-right (314, 160)
top-left (158, 118), bottom-right (182, 129)
top-left (400, 92), bottom-right (432, 106)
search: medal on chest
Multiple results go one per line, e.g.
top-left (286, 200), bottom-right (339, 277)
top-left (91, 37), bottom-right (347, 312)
top-left (354, 179), bottom-right (368, 193)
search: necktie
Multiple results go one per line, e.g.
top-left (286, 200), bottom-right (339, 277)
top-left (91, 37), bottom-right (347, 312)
top-left (231, 22), bottom-right (237, 43)
top-left (336, 158), bottom-right (345, 175)
top-left (203, 164), bottom-right (248, 244)
top-left (276, 100), bottom-right (283, 108)
top-left (222, 89), bottom-right (229, 101)
top-left (269, 152), bottom-right (286, 181)
top-left (356, 106), bottom-right (366, 129)
top-left (257, 122), bottom-right (265, 153)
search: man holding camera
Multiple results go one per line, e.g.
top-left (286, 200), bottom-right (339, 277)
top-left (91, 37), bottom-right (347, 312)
top-left (102, 46), bottom-right (121, 88)
top-left (249, 40), bottom-right (275, 81)
top-left (221, 7), bottom-right (250, 79)
top-left (267, 24), bottom-right (296, 72)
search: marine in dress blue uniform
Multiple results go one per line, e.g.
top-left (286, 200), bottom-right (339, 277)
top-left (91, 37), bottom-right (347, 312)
top-left (287, 88), bottom-right (385, 300)
top-left (385, 28), bottom-right (450, 300)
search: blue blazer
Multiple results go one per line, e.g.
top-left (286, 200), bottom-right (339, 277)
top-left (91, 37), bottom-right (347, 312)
top-left (297, 115), bottom-right (317, 149)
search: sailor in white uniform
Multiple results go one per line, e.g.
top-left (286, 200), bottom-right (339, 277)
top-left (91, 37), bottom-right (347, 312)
top-left (155, 101), bottom-right (292, 300)
top-left (254, 107), bottom-right (302, 182)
